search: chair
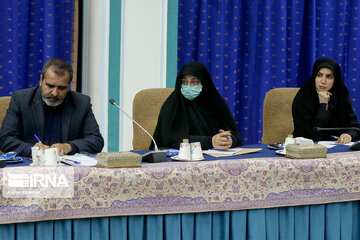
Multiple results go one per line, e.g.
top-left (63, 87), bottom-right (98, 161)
top-left (132, 88), bottom-right (174, 150)
top-left (262, 88), bottom-right (299, 144)
top-left (0, 96), bottom-right (11, 154)
top-left (0, 96), bottom-right (11, 130)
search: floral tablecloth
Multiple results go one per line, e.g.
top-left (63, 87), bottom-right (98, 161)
top-left (1, 151), bottom-right (360, 224)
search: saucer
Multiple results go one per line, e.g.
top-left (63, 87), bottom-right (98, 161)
top-left (275, 150), bottom-right (286, 155)
top-left (6, 157), bottom-right (23, 164)
top-left (171, 156), bottom-right (204, 161)
top-left (267, 143), bottom-right (284, 150)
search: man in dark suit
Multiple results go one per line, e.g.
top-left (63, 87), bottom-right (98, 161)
top-left (0, 59), bottom-right (104, 156)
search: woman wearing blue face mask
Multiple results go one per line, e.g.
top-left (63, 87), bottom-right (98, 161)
top-left (150, 61), bottom-right (242, 150)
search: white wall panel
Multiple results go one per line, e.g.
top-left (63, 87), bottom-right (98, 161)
top-left (119, 0), bottom-right (167, 150)
top-left (84, 0), bottom-right (168, 151)
top-left (83, 0), bottom-right (109, 152)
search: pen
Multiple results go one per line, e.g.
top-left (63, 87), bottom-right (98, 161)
top-left (62, 158), bottom-right (81, 165)
top-left (331, 135), bottom-right (339, 140)
top-left (34, 134), bottom-right (42, 144)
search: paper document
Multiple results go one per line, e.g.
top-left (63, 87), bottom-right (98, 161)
top-left (204, 148), bottom-right (244, 155)
top-left (60, 154), bottom-right (97, 166)
top-left (317, 141), bottom-right (354, 148)
top-left (203, 148), bottom-right (262, 157)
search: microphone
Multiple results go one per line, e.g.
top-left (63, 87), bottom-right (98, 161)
top-left (313, 127), bottom-right (360, 132)
top-left (313, 126), bottom-right (360, 151)
top-left (109, 98), bottom-right (167, 163)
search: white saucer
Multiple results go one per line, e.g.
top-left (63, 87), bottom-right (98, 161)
top-left (275, 149), bottom-right (286, 155)
top-left (171, 156), bottom-right (204, 161)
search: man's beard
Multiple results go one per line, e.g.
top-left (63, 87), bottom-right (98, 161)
top-left (42, 94), bottom-right (65, 107)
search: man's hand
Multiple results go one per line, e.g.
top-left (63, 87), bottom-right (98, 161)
top-left (335, 133), bottom-right (352, 144)
top-left (212, 129), bottom-right (232, 150)
top-left (50, 143), bottom-right (72, 155)
top-left (34, 142), bottom-right (49, 149)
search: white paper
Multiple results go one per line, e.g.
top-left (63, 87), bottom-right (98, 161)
top-left (60, 154), bottom-right (97, 166)
top-left (317, 141), bottom-right (354, 148)
top-left (317, 141), bottom-right (336, 148)
top-left (203, 148), bottom-right (243, 156)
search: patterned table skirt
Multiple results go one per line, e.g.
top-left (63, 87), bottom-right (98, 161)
top-left (1, 151), bottom-right (360, 224)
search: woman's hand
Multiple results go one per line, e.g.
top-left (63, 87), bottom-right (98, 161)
top-left (335, 133), bottom-right (352, 144)
top-left (212, 129), bottom-right (232, 150)
top-left (317, 90), bottom-right (332, 104)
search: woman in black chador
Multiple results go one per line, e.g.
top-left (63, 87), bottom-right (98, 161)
top-left (292, 58), bottom-right (360, 143)
top-left (151, 61), bottom-right (242, 150)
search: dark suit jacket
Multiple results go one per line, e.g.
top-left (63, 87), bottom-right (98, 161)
top-left (0, 85), bottom-right (104, 156)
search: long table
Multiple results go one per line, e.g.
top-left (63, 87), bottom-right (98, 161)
top-left (0, 144), bottom-right (359, 239)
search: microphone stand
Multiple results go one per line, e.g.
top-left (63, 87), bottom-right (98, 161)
top-left (109, 98), bottom-right (167, 163)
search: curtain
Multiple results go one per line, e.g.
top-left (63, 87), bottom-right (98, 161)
top-left (0, 0), bottom-right (76, 97)
top-left (178, 0), bottom-right (360, 144)
top-left (70, 0), bottom-right (79, 91)
top-left (0, 201), bottom-right (358, 240)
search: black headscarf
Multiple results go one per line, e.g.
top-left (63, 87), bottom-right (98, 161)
top-left (151, 61), bottom-right (242, 149)
top-left (292, 58), bottom-right (360, 141)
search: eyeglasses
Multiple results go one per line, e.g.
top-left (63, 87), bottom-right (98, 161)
top-left (181, 79), bottom-right (201, 86)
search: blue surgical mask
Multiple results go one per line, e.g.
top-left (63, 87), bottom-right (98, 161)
top-left (181, 85), bottom-right (203, 101)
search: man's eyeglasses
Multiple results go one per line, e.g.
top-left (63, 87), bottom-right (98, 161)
top-left (181, 79), bottom-right (201, 86)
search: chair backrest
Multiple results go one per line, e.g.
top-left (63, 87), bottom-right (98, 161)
top-left (132, 88), bottom-right (174, 150)
top-left (0, 96), bottom-right (11, 130)
top-left (262, 88), bottom-right (300, 144)
top-left (0, 96), bottom-right (11, 155)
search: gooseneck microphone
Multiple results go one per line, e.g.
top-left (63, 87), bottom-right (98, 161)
top-left (313, 126), bottom-right (360, 151)
top-left (110, 98), bottom-right (159, 151)
top-left (109, 98), bottom-right (167, 163)
top-left (313, 127), bottom-right (360, 132)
